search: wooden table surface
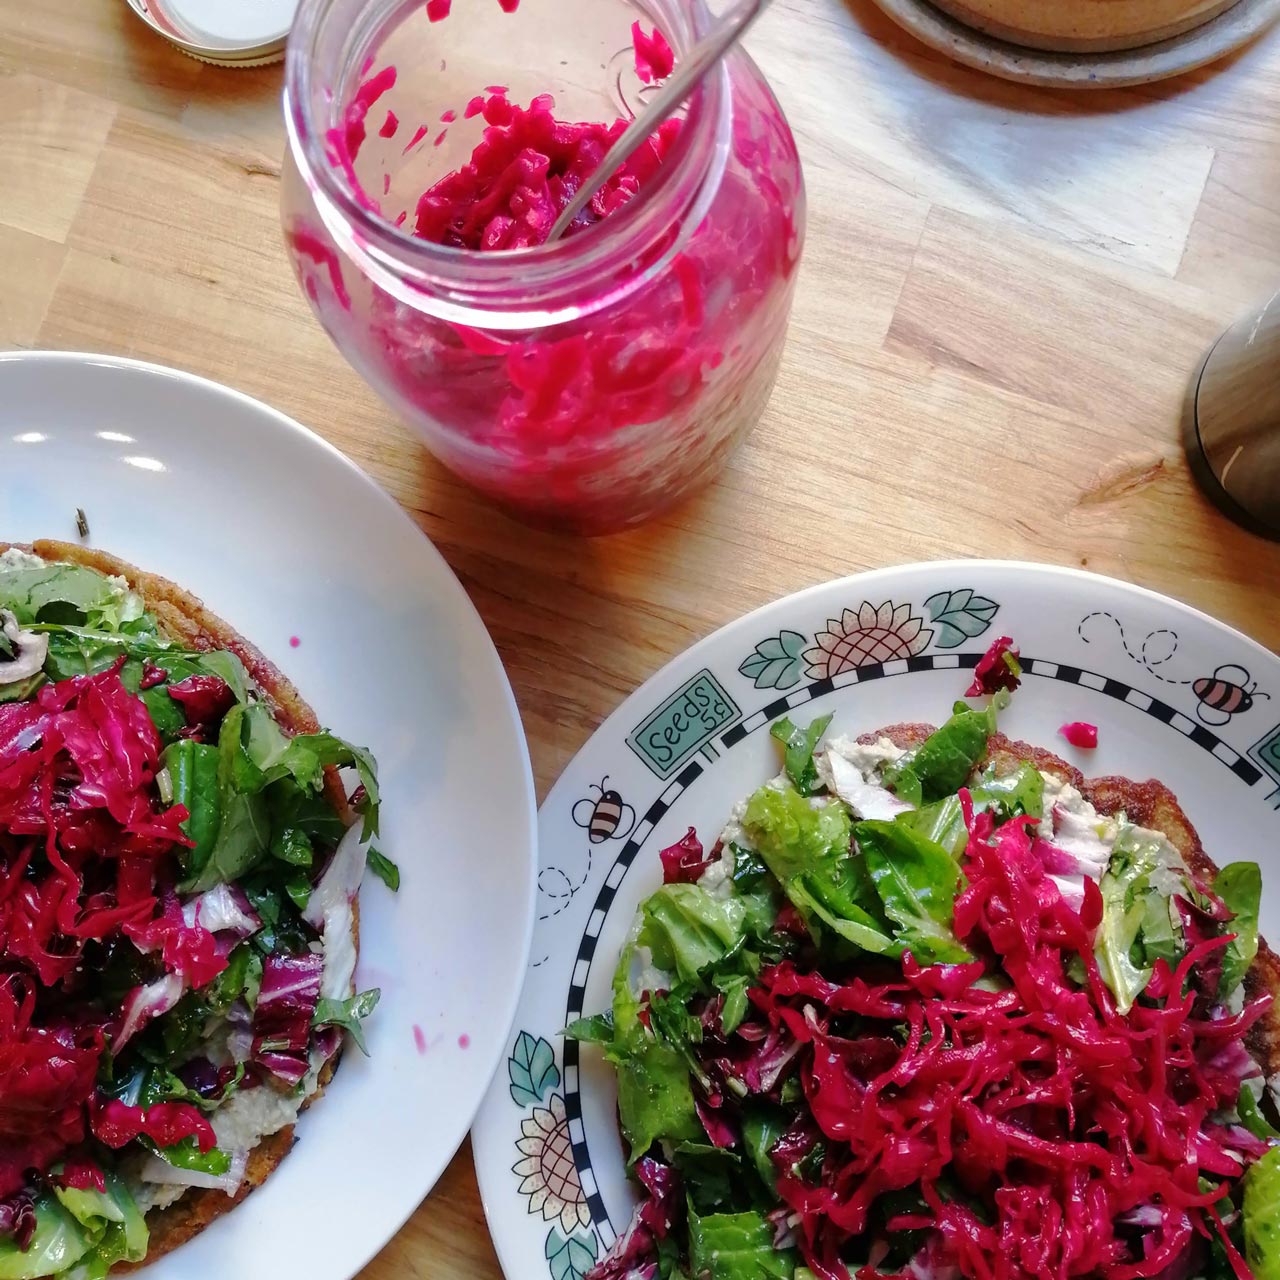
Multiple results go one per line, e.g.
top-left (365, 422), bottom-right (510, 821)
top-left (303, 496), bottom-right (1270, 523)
top-left (5, 0), bottom-right (1280, 1273)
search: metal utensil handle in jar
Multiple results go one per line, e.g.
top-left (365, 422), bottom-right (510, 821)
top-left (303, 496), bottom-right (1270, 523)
top-left (544, 0), bottom-right (771, 244)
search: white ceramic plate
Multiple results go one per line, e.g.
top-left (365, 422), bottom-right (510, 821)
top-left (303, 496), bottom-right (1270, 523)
top-left (472, 561), bottom-right (1280, 1280)
top-left (0, 351), bottom-right (538, 1279)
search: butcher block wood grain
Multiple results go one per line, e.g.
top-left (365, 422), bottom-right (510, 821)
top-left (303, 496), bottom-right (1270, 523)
top-left (3, 0), bottom-right (1280, 1275)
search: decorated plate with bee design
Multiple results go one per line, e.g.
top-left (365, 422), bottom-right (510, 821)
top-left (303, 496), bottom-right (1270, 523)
top-left (470, 562), bottom-right (1280, 1280)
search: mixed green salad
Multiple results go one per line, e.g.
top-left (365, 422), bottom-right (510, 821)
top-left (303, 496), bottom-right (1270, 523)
top-left (571, 669), bottom-right (1277, 1280)
top-left (0, 549), bottom-right (393, 1277)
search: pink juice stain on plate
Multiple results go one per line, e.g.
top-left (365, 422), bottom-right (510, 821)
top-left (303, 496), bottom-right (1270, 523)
top-left (413, 1024), bottom-right (428, 1054)
top-left (458, 1033), bottom-right (471, 1049)
top-left (289, 635), bottom-right (301, 648)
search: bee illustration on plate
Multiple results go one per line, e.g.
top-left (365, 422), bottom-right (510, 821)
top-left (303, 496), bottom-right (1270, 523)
top-left (1080, 613), bottom-right (1270, 728)
top-left (572, 777), bottom-right (637, 845)
top-left (1193, 665), bottom-right (1271, 727)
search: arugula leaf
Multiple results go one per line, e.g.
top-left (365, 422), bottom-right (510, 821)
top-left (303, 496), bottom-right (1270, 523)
top-left (267, 779), bottom-right (346, 855)
top-left (110, 1058), bottom-right (244, 1114)
top-left (639, 885), bottom-right (747, 983)
top-left (854, 820), bottom-right (970, 964)
top-left (272, 828), bottom-right (314, 867)
top-left (769, 713), bottom-right (833, 797)
top-left (741, 1106), bottom-right (787, 1193)
top-left (687, 1203), bottom-right (796, 1280)
top-left (236, 704), bottom-right (380, 840)
top-left (367, 847), bottom-right (400, 892)
top-left (241, 879), bottom-right (312, 957)
top-left (314, 988), bottom-right (381, 1056)
top-left (162, 740), bottom-right (221, 873)
top-left (283, 871), bottom-right (312, 913)
top-left (730, 845), bottom-right (770, 893)
top-left (205, 944), bottom-right (262, 1014)
top-left (178, 705), bottom-right (271, 893)
top-left (565, 1012), bottom-right (615, 1044)
top-left (717, 973), bottom-right (752, 1035)
top-left (671, 1144), bottom-right (742, 1214)
top-left (884, 701), bottom-right (998, 804)
top-left (1216, 862), bottom-right (1262, 998)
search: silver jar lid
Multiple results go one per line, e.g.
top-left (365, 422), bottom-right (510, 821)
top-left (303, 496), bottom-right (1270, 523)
top-left (124, 0), bottom-right (299, 66)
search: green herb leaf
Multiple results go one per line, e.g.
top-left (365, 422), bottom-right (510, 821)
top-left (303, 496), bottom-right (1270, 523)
top-left (272, 827), bottom-right (314, 867)
top-left (768, 713), bottom-right (834, 797)
top-left (162, 739), bottom-right (221, 874)
top-left (564, 1012), bottom-right (615, 1045)
top-left (178, 705), bottom-right (271, 893)
top-left (741, 1106), bottom-right (788, 1193)
top-left (313, 987), bottom-right (381, 1056)
top-left (367, 847), bottom-right (400, 892)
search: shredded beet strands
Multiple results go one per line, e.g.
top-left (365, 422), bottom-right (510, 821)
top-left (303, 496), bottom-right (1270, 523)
top-left (0, 977), bottom-right (102, 1197)
top-left (90, 1097), bottom-right (215, 1153)
top-left (0, 667), bottom-right (209, 1189)
top-left (966, 636), bottom-right (1021, 698)
top-left (0, 666), bottom-right (190, 988)
top-left (413, 91), bottom-right (683, 251)
top-left (746, 803), bottom-right (1270, 1280)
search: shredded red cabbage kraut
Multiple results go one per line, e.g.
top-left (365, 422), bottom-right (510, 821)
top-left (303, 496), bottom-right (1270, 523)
top-left (760, 806), bottom-right (1269, 1280)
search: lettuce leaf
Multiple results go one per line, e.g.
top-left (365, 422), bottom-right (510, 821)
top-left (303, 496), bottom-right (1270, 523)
top-left (638, 885), bottom-right (747, 983)
top-left (1245, 1146), bottom-right (1280, 1280)
top-left (687, 1203), bottom-right (795, 1280)
top-left (0, 1197), bottom-right (89, 1280)
top-left (608, 947), bottom-right (702, 1161)
top-left (0, 563), bottom-right (142, 631)
top-left (1216, 862), bottom-right (1261, 998)
top-left (743, 786), bottom-right (895, 955)
top-left (854, 820), bottom-right (970, 963)
top-left (884, 700), bottom-right (999, 804)
top-left (1095, 843), bottom-right (1164, 1014)
top-left (0, 1177), bottom-right (148, 1280)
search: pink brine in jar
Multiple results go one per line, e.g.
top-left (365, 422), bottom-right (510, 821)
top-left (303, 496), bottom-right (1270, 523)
top-left (282, 0), bottom-right (805, 534)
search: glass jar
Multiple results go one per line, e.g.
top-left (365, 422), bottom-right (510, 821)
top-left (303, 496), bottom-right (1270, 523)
top-left (282, 0), bottom-right (805, 534)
